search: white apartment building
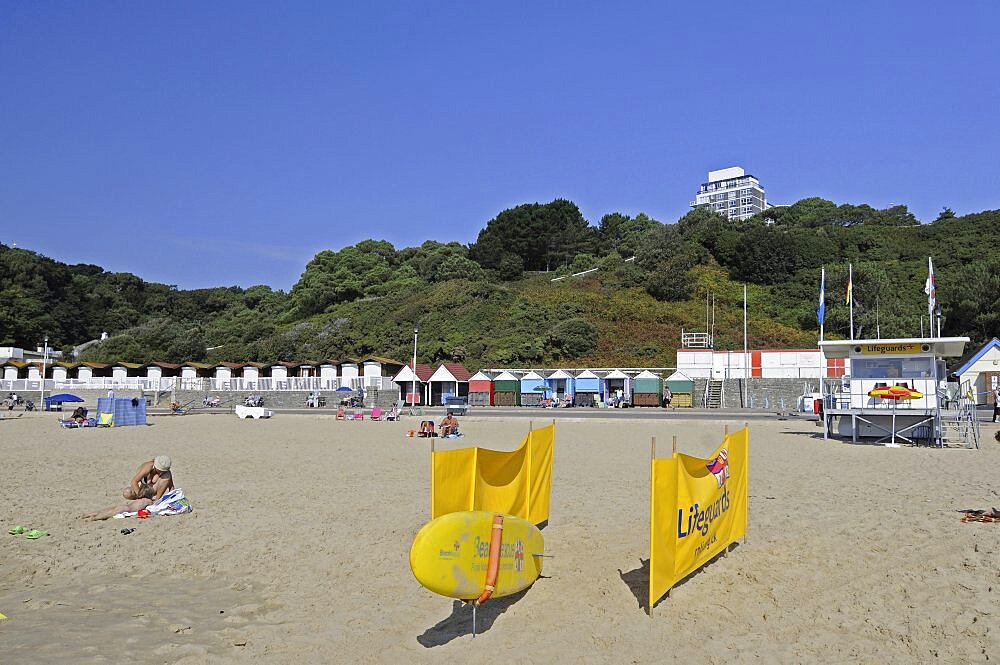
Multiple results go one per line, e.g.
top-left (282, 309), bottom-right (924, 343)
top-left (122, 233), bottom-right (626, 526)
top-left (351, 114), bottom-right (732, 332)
top-left (692, 166), bottom-right (769, 221)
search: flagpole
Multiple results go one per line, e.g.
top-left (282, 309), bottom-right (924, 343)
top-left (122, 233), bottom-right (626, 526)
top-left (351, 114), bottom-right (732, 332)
top-left (743, 284), bottom-right (748, 408)
top-left (848, 263), bottom-right (854, 340)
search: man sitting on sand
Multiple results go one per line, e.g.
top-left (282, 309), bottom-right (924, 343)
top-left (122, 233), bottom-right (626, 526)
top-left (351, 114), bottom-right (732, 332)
top-left (81, 497), bottom-right (153, 521)
top-left (123, 456), bottom-right (174, 501)
top-left (439, 413), bottom-right (460, 437)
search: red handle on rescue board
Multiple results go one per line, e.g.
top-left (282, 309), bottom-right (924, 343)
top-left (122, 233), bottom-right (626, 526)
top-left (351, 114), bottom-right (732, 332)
top-left (474, 514), bottom-right (504, 606)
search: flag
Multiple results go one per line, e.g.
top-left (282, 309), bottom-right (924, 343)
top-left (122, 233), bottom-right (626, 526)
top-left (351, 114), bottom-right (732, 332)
top-left (845, 267), bottom-right (853, 305)
top-left (817, 267), bottom-right (826, 327)
top-left (924, 256), bottom-right (936, 317)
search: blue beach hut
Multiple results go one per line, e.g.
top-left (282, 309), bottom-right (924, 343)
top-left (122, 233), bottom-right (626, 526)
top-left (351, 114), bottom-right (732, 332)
top-left (574, 370), bottom-right (600, 406)
top-left (519, 371), bottom-right (546, 406)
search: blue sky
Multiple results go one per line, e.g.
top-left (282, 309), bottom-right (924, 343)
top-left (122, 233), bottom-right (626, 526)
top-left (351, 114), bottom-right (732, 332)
top-left (2, 2), bottom-right (998, 290)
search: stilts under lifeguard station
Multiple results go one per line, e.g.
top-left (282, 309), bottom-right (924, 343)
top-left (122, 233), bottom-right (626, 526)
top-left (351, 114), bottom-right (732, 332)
top-left (818, 337), bottom-right (980, 448)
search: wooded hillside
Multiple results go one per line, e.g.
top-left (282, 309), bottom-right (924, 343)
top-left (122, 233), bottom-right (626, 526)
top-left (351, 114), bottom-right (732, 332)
top-left (1, 198), bottom-right (996, 368)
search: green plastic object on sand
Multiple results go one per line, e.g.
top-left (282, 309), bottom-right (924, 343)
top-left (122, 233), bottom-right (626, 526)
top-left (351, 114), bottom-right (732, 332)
top-left (25, 530), bottom-right (48, 540)
top-left (8, 526), bottom-right (27, 535)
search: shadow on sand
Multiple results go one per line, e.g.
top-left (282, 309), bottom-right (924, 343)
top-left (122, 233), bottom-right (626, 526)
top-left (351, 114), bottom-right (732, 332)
top-left (417, 589), bottom-right (529, 646)
top-left (619, 541), bottom-right (742, 614)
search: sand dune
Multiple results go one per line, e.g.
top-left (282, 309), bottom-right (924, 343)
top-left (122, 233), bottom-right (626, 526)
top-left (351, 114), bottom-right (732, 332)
top-left (1, 412), bottom-right (997, 663)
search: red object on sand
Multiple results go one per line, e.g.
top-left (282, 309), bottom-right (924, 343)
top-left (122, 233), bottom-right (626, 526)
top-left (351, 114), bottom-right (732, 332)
top-left (137, 509), bottom-right (151, 518)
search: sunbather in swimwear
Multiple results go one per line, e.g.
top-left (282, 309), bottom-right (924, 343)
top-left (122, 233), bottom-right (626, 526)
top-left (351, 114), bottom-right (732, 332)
top-left (439, 414), bottom-right (459, 437)
top-left (122, 456), bottom-right (174, 501)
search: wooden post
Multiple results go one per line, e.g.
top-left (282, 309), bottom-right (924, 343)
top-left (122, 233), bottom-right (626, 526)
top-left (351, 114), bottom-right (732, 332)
top-left (671, 435), bottom-right (677, 456)
top-left (651, 436), bottom-right (656, 460)
top-left (724, 424), bottom-right (729, 436)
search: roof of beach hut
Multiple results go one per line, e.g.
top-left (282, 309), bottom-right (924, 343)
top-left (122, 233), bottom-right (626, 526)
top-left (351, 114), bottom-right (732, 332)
top-left (181, 361), bottom-right (215, 369)
top-left (547, 369), bottom-right (575, 379)
top-left (493, 370), bottom-right (520, 381)
top-left (634, 370), bottom-right (660, 379)
top-left (664, 370), bottom-right (692, 382)
top-left (429, 363), bottom-right (472, 382)
top-left (393, 362), bottom-right (435, 383)
top-left (520, 370), bottom-right (544, 381)
top-left (469, 370), bottom-right (494, 381)
top-left (143, 361), bottom-right (182, 369)
top-left (603, 369), bottom-right (629, 380)
top-left (955, 337), bottom-right (1000, 377)
top-left (575, 369), bottom-right (599, 379)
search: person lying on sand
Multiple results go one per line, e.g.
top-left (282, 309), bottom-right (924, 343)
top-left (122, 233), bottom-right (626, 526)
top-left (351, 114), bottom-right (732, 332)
top-left (123, 456), bottom-right (174, 501)
top-left (80, 497), bottom-right (153, 521)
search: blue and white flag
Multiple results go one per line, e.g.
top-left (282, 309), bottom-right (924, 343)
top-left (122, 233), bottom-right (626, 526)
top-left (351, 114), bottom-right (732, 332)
top-left (817, 267), bottom-right (826, 327)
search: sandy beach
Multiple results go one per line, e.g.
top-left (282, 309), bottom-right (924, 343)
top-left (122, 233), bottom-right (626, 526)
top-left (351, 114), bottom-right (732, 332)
top-left (1, 411), bottom-right (997, 663)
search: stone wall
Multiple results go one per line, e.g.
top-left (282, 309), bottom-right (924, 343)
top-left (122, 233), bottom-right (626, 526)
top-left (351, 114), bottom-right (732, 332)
top-left (691, 378), bottom-right (822, 410)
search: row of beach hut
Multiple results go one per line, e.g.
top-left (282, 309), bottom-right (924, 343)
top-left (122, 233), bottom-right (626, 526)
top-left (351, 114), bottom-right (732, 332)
top-left (392, 366), bottom-right (695, 407)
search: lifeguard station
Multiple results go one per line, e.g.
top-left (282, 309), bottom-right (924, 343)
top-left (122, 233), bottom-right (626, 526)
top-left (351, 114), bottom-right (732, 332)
top-left (818, 337), bottom-right (980, 448)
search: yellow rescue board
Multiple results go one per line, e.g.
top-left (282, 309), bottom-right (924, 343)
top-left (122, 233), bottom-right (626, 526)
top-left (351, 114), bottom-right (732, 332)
top-left (410, 511), bottom-right (544, 600)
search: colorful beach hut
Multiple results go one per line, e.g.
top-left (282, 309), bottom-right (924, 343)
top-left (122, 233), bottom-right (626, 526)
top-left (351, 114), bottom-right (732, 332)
top-left (519, 371), bottom-right (546, 406)
top-left (493, 371), bottom-right (521, 406)
top-left (601, 369), bottom-right (631, 405)
top-left (545, 369), bottom-right (576, 403)
top-left (664, 370), bottom-right (695, 408)
top-left (468, 371), bottom-right (495, 406)
top-left (392, 362), bottom-right (434, 406)
top-left (632, 370), bottom-right (663, 407)
top-left (428, 363), bottom-right (471, 405)
top-left (573, 370), bottom-right (600, 406)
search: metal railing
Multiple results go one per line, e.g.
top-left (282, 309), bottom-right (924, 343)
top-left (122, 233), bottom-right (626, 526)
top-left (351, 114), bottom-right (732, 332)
top-left (0, 376), bottom-right (399, 394)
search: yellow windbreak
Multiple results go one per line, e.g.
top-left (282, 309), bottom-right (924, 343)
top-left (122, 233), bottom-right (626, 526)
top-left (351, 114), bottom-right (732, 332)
top-left (650, 427), bottom-right (749, 608)
top-left (431, 424), bottom-right (554, 526)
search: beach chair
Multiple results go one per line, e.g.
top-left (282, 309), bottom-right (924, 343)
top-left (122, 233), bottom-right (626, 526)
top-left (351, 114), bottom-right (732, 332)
top-left (336, 406), bottom-right (347, 420)
top-left (370, 406), bottom-right (382, 421)
top-left (385, 405), bottom-right (401, 421)
top-left (97, 413), bottom-right (114, 427)
top-left (352, 409), bottom-right (365, 421)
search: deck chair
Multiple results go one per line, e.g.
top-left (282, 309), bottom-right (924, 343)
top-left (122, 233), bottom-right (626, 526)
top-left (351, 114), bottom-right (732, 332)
top-left (352, 409), bottom-right (365, 421)
top-left (336, 407), bottom-right (347, 420)
top-left (385, 405), bottom-right (401, 421)
top-left (97, 413), bottom-right (114, 427)
top-left (370, 406), bottom-right (382, 420)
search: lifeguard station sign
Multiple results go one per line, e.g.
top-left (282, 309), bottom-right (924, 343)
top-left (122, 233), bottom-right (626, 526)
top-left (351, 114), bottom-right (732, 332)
top-left (859, 343), bottom-right (925, 355)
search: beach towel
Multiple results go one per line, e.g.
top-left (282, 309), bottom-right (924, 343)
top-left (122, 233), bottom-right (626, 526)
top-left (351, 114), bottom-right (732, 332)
top-left (113, 488), bottom-right (193, 519)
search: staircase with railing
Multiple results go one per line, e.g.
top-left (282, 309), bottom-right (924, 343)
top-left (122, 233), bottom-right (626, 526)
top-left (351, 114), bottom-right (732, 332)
top-left (938, 380), bottom-right (980, 448)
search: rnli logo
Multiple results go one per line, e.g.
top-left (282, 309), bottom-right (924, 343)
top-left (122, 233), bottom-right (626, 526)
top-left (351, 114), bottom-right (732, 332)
top-left (513, 539), bottom-right (524, 572)
top-left (706, 448), bottom-right (730, 488)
